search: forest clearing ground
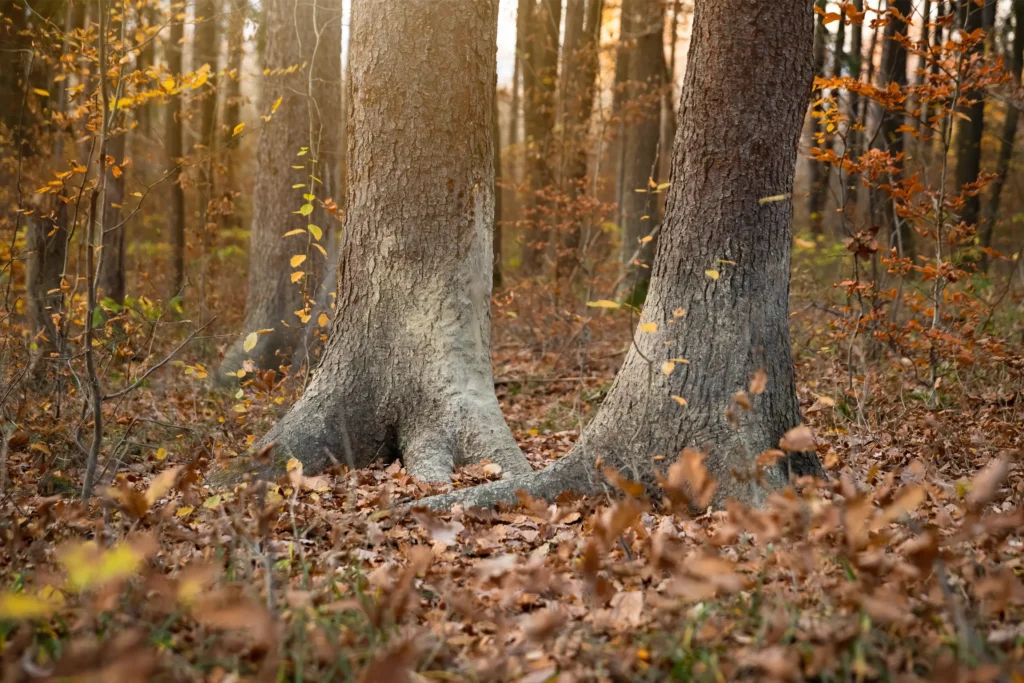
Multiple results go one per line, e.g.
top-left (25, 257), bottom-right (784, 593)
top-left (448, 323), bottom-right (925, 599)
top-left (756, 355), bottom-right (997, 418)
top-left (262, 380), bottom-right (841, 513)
top-left (1, 303), bottom-right (1023, 681)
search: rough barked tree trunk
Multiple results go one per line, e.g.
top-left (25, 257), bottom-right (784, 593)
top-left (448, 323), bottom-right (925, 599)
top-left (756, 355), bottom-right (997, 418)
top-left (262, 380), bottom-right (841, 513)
top-left (872, 0), bottom-right (914, 260)
top-left (522, 0), bottom-right (561, 275)
top-left (219, 0), bottom-right (342, 378)
top-left (618, 0), bottom-right (664, 302)
top-left (255, 0), bottom-right (532, 482)
top-left (166, 11), bottom-right (187, 298)
top-left (98, 130), bottom-right (126, 303)
top-left (954, 0), bottom-right (992, 237)
top-left (807, 0), bottom-right (829, 236)
top-left (981, 0), bottom-right (1024, 271)
top-left (423, 0), bottom-right (823, 510)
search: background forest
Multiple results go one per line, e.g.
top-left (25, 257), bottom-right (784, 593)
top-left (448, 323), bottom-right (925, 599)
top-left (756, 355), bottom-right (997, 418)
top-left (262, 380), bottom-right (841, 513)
top-left (1, 0), bottom-right (1024, 680)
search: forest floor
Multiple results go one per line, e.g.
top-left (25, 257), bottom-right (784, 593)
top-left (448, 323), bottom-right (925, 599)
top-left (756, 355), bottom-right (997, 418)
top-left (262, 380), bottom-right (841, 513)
top-left (1, 287), bottom-right (1023, 682)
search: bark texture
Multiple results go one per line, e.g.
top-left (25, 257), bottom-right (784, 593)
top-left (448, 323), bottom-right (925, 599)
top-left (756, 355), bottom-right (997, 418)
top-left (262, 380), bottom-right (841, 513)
top-left (423, 0), bottom-right (823, 510)
top-left (617, 0), bottom-right (665, 300)
top-left (219, 0), bottom-right (342, 378)
top-left (258, 0), bottom-right (531, 482)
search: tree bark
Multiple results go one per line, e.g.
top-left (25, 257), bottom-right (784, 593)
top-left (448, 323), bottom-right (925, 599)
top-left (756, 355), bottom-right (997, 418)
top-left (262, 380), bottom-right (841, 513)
top-left (166, 8), bottom-right (187, 298)
top-left (521, 0), bottom-right (561, 275)
top-left (256, 0), bottom-right (532, 483)
top-left (847, 0), bottom-right (865, 210)
top-left (97, 130), bottom-right (126, 303)
top-left (807, 0), bottom-right (829, 235)
top-left (872, 0), bottom-right (914, 260)
top-left (423, 0), bottom-right (823, 510)
top-left (219, 0), bottom-right (343, 378)
top-left (556, 0), bottom-right (602, 281)
top-left (221, 0), bottom-right (247, 233)
top-left (617, 0), bottom-right (664, 302)
top-left (954, 0), bottom-right (992, 238)
top-left (980, 0), bottom-right (1024, 271)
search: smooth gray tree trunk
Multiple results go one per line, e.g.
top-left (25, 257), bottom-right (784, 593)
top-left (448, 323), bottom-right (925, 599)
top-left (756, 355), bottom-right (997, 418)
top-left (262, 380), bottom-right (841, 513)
top-left (257, 0), bottom-right (532, 482)
top-left (424, 0), bottom-right (823, 510)
top-left (166, 11), bottom-right (187, 298)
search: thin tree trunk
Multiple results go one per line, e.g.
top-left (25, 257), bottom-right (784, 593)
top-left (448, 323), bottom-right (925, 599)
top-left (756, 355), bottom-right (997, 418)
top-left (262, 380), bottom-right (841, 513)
top-left (980, 0), bottom-right (1024, 271)
top-left (222, 0), bottom-right (247, 232)
top-left (954, 0), bottom-right (992, 236)
top-left (219, 0), bottom-right (343, 378)
top-left (872, 0), bottom-right (914, 260)
top-left (659, 0), bottom-right (680, 185)
top-left (425, 0), bottom-right (822, 510)
top-left (166, 9), bottom-right (187, 298)
top-left (618, 0), bottom-right (664, 302)
top-left (257, 0), bottom-right (531, 483)
top-left (919, 0), bottom-right (932, 133)
top-left (195, 0), bottom-right (220, 322)
top-left (556, 0), bottom-right (602, 281)
top-left (26, 0), bottom-right (76, 367)
top-left (808, 0), bottom-right (829, 235)
top-left (97, 130), bottom-right (126, 303)
top-left (522, 0), bottom-right (561, 275)
top-left (847, 0), bottom-right (865, 210)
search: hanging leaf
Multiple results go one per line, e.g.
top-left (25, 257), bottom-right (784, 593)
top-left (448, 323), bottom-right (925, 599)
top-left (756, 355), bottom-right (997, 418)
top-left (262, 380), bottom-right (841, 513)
top-left (638, 322), bottom-right (657, 333)
top-left (587, 300), bottom-right (620, 309)
top-left (243, 332), bottom-right (258, 352)
top-left (290, 254), bottom-right (306, 267)
top-left (705, 270), bottom-right (720, 280)
top-left (307, 224), bottom-right (322, 240)
top-left (297, 204), bottom-right (313, 216)
top-left (271, 96), bottom-right (283, 113)
top-left (232, 122), bottom-right (245, 136)
top-left (291, 271), bottom-right (304, 283)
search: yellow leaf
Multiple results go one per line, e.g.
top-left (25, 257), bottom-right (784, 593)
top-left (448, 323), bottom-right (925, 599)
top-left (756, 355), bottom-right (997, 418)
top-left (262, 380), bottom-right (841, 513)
top-left (638, 322), bottom-right (657, 333)
top-left (271, 95), bottom-right (283, 113)
top-left (661, 361), bottom-right (675, 376)
top-left (318, 313), bottom-right (328, 327)
top-left (758, 193), bottom-right (790, 205)
top-left (191, 71), bottom-right (208, 89)
top-left (203, 494), bottom-right (222, 509)
top-left (656, 182), bottom-right (671, 191)
top-left (290, 254), bottom-right (306, 267)
top-left (60, 539), bottom-right (153, 591)
top-left (587, 300), bottom-right (620, 309)
top-left (176, 505), bottom-right (194, 518)
top-left (232, 122), bottom-right (245, 136)
top-left (243, 332), bottom-right (258, 352)
top-left (32, 88), bottom-right (49, 97)
top-left (155, 447), bottom-right (168, 461)
top-left (145, 466), bottom-right (181, 506)
top-left (705, 270), bottom-right (720, 280)
top-left (671, 395), bottom-right (688, 406)
top-left (794, 237), bottom-right (816, 249)
top-left (640, 235), bottom-right (654, 244)
top-left (291, 183), bottom-right (304, 188)
top-left (312, 243), bottom-right (328, 258)
top-left (111, 165), bottom-right (123, 179)
top-left (307, 224), bottom-right (322, 240)
top-left (0, 591), bottom-right (60, 619)
top-left (297, 203), bottom-right (313, 216)
top-left (282, 229), bottom-right (305, 237)
top-left (162, 77), bottom-right (175, 91)
top-left (291, 271), bottom-right (304, 283)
